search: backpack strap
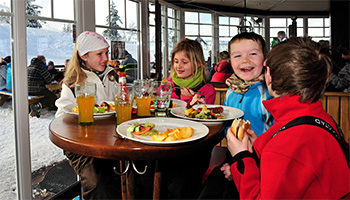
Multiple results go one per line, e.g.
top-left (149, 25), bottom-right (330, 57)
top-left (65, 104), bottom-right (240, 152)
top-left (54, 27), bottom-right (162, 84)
top-left (272, 116), bottom-right (349, 168)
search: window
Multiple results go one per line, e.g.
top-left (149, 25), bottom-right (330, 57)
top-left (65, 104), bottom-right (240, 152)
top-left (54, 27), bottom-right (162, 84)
top-left (269, 17), bottom-right (304, 47)
top-left (218, 16), bottom-right (240, 52)
top-left (149, 1), bottom-right (180, 79)
top-left (96, 0), bottom-right (140, 80)
top-left (26, 0), bottom-right (76, 64)
top-left (218, 15), bottom-right (265, 53)
top-left (184, 11), bottom-right (212, 59)
top-left (0, 0), bottom-right (77, 199)
top-left (307, 17), bottom-right (330, 42)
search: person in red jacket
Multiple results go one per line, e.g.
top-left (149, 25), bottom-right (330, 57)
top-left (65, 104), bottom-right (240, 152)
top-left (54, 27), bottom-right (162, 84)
top-left (210, 50), bottom-right (233, 82)
top-left (222, 36), bottom-right (350, 199)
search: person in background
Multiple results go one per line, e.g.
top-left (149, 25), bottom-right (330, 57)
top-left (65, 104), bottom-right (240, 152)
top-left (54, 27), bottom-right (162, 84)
top-left (28, 55), bottom-right (57, 117)
top-left (119, 50), bottom-right (137, 83)
top-left (0, 56), bottom-right (10, 90)
top-left (271, 30), bottom-right (287, 48)
top-left (330, 41), bottom-right (350, 92)
top-left (223, 36), bottom-right (349, 199)
top-left (64, 58), bottom-right (70, 70)
top-left (206, 50), bottom-right (213, 75)
top-left (55, 31), bottom-right (120, 200)
top-left (6, 58), bottom-right (12, 92)
top-left (198, 32), bottom-right (274, 199)
top-left (47, 60), bottom-right (63, 82)
top-left (165, 38), bottom-right (215, 106)
top-left (210, 51), bottom-right (233, 82)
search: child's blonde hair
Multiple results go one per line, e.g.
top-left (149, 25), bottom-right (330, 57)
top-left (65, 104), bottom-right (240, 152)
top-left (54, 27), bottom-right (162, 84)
top-left (170, 38), bottom-right (210, 83)
top-left (63, 45), bottom-right (88, 88)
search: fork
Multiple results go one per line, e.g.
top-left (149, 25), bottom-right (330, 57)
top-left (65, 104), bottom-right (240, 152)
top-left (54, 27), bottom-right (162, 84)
top-left (173, 86), bottom-right (202, 95)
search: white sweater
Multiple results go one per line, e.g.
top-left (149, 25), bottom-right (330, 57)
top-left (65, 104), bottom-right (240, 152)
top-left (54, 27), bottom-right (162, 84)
top-left (55, 67), bottom-right (117, 118)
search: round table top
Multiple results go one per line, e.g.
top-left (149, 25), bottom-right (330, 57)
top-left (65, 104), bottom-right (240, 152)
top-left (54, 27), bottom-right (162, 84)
top-left (49, 114), bottom-right (224, 160)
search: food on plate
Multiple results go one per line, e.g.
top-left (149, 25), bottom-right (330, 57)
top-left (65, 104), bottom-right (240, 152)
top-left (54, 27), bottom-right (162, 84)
top-left (169, 100), bottom-right (177, 108)
top-left (126, 122), bottom-right (194, 141)
top-left (184, 105), bottom-right (226, 119)
top-left (152, 126), bottom-right (194, 141)
top-left (231, 118), bottom-right (251, 140)
top-left (72, 101), bottom-right (115, 114)
top-left (127, 122), bottom-right (159, 136)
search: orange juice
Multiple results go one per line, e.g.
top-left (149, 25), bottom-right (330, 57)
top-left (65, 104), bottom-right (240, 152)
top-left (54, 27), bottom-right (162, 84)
top-left (136, 96), bottom-right (152, 117)
top-left (77, 95), bottom-right (95, 125)
top-left (115, 104), bottom-right (133, 125)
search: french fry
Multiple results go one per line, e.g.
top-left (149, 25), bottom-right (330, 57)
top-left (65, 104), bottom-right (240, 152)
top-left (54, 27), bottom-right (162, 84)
top-left (180, 126), bottom-right (194, 139)
top-left (184, 107), bottom-right (194, 115)
top-left (151, 126), bottom-right (194, 141)
top-left (152, 134), bottom-right (168, 141)
top-left (164, 135), bottom-right (177, 141)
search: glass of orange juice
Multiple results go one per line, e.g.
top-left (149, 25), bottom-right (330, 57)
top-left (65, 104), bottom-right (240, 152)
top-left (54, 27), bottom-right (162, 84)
top-left (114, 83), bottom-right (135, 126)
top-left (75, 83), bottom-right (96, 125)
top-left (134, 80), bottom-right (152, 117)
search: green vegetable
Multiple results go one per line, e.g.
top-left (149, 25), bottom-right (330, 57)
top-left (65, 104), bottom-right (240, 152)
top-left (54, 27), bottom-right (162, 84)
top-left (93, 107), bottom-right (99, 113)
top-left (98, 106), bottom-right (108, 113)
top-left (127, 125), bottom-right (136, 133)
top-left (142, 129), bottom-right (159, 136)
top-left (144, 122), bottom-right (155, 128)
top-left (135, 126), bottom-right (141, 132)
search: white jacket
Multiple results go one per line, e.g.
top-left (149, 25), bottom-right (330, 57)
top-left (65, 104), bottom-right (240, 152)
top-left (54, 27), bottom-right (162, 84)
top-left (55, 67), bottom-right (117, 118)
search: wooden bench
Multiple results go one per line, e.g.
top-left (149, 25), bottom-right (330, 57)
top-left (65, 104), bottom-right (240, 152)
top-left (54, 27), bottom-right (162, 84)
top-left (213, 85), bottom-right (350, 145)
top-left (0, 89), bottom-right (44, 106)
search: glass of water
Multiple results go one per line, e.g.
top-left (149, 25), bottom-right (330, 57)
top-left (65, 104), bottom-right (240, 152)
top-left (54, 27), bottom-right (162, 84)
top-left (151, 81), bottom-right (172, 117)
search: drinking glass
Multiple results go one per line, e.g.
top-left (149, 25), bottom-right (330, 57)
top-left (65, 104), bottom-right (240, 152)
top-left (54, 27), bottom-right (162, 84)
top-left (75, 83), bottom-right (96, 125)
top-left (134, 80), bottom-right (152, 117)
top-left (151, 81), bottom-right (172, 117)
top-left (113, 83), bottom-right (135, 126)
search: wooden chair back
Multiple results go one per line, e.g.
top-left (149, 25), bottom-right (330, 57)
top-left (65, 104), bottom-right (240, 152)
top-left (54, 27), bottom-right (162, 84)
top-left (213, 84), bottom-right (350, 145)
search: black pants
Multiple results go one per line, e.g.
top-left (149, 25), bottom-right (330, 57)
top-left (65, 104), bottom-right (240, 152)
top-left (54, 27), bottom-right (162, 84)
top-left (65, 147), bottom-right (212, 200)
top-left (30, 87), bottom-right (57, 110)
top-left (197, 150), bottom-right (239, 199)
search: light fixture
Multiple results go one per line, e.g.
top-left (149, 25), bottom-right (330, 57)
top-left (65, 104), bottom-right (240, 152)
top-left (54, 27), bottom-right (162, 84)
top-left (237, 0), bottom-right (254, 33)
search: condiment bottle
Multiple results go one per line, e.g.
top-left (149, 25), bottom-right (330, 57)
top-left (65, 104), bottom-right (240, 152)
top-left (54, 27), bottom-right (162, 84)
top-left (118, 72), bottom-right (129, 102)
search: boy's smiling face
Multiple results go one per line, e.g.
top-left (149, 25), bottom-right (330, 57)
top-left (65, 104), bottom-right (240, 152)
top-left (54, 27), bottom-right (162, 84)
top-left (230, 39), bottom-right (264, 81)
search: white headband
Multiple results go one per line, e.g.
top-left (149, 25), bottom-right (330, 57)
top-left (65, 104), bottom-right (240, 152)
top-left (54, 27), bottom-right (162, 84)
top-left (77, 31), bottom-right (110, 56)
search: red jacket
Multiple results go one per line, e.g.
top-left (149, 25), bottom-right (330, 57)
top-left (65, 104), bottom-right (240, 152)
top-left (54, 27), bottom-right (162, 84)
top-left (211, 60), bottom-right (233, 82)
top-left (231, 94), bottom-right (350, 199)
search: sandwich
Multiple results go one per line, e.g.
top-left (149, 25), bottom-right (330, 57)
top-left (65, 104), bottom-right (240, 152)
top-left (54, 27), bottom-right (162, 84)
top-left (231, 118), bottom-right (251, 140)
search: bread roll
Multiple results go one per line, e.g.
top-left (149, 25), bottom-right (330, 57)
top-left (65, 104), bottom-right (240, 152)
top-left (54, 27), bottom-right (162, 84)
top-left (231, 118), bottom-right (251, 140)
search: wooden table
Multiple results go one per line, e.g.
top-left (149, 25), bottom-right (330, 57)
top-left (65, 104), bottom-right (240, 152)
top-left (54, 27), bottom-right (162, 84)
top-left (49, 114), bottom-right (224, 199)
top-left (46, 82), bottom-right (62, 98)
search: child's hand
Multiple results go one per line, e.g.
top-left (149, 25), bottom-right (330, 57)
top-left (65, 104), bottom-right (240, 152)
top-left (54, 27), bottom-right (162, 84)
top-left (180, 86), bottom-right (195, 97)
top-left (227, 127), bottom-right (251, 157)
top-left (220, 163), bottom-right (233, 181)
top-left (246, 129), bottom-right (258, 150)
top-left (190, 93), bottom-right (206, 106)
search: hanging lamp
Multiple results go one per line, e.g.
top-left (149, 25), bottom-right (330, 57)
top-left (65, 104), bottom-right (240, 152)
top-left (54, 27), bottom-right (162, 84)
top-left (238, 0), bottom-right (254, 33)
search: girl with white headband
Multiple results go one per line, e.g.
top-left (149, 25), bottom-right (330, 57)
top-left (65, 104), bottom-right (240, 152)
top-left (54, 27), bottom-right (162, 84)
top-left (55, 31), bottom-right (120, 199)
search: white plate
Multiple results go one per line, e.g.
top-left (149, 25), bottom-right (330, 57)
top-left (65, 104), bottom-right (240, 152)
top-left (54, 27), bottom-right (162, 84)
top-left (169, 98), bottom-right (187, 110)
top-left (116, 117), bottom-right (209, 146)
top-left (170, 104), bottom-right (244, 123)
top-left (62, 101), bottom-right (115, 119)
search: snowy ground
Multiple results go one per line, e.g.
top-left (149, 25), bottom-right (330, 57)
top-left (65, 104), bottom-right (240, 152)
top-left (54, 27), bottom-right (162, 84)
top-left (0, 101), bottom-right (66, 199)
